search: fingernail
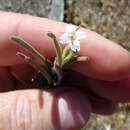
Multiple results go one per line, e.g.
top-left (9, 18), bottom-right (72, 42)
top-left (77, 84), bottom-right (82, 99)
top-left (58, 91), bottom-right (91, 130)
top-left (58, 98), bottom-right (75, 128)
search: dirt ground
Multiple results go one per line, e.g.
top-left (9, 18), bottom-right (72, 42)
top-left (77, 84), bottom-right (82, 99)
top-left (0, 0), bottom-right (130, 130)
top-left (65, 0), bottom-right (130, 51)
top-left (64, 1), bottom-right (130, 129)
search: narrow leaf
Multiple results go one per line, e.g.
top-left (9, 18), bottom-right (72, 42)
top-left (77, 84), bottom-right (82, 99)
top-left (76, 56), bottom-right (89, 62)
top-left (62, 51), bottom-right (74, 66)
top-left (62, 45), bottom-right (70, 58)
top-left (47, 32), bottom-right (62, 67)
top-left (16, 52), bottom-right (52, 84)
top-left (62, 56), bottom-right (77, 70)
top-left (11, 36), bottom-right (46, 64)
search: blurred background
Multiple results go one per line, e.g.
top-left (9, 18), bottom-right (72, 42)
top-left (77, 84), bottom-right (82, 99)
top-left (0, 0), bottom-right (129, 129)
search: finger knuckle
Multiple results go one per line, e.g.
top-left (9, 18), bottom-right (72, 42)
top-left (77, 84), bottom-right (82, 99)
top-left (10, 94), bottom-right (32, 130)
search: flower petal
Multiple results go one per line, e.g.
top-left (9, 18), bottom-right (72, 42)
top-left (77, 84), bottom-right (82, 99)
top-left (60, 33), bottom-right (70, 44)
top-left (66, 24), bottom-right (76, 34)
top-left (75, 30), bottom-right (86, 40)
top-left (69, 40), bottom-right (80, 52)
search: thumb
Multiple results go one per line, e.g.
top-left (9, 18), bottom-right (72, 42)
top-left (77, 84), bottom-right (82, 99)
top-left (0, 88), bottom-right (91, 130)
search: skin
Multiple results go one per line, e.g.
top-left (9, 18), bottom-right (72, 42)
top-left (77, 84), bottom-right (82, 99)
top-left (0, 11), bottom-right (130, 130)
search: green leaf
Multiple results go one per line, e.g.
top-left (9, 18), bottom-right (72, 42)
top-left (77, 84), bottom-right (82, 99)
top-left (62, 51), bottom-right (74, 66)
top-left (11, 36), bottom-right (46, 63)
top-left (62, 45), bottom-right (70, 58)
top-left (16, 52), bottom-right (52, 84)
top-left (62, 55), bottom-right (77, 70)
top-left (47, 32), bottom-right (62, 67)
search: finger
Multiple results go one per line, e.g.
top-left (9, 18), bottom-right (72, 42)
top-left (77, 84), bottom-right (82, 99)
top-left (62, 70), bottom-right (130, 103)
top-left (91, 99), bottom-right (118, 115)
top-left (0, 88), bottom-right (91, 130)
top-left (88, 91), bottom-right (118, 115)
top-left (87, 76), bottom-right (130, 102)
top-left (72, 30), bottom-right (130, 81)
top-left (0, 11), bottom-right (63, 66)
top-left (0, 67), bottom-right (15, 92)
top-left (9, 63), bottom-right (35, 81)
top-left (60, 70), bottom-right (118, 115)
top-left (0, 11), bottom-right (130, 81)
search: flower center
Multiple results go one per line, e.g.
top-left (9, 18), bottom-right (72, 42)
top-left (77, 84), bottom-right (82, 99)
top-left (69, 34), bottom-right (76, 41)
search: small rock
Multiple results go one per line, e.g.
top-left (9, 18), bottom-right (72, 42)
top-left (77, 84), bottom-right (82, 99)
top-left (0, 0), bottom-right (64, 21)
top-left (48, 0), bottom-right (64, 21)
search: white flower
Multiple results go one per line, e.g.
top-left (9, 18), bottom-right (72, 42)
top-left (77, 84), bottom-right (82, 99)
top-left (105, 125), bottom-right (111, 130)
top-left (60, 24), bottom-right (86, 52)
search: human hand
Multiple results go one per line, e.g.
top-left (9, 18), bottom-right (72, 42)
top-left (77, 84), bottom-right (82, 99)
top-left (0, 11), bottom-right (130, 130)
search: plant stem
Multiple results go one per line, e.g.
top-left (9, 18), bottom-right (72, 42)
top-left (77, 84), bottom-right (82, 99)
top-left (52, 60), bottom-right (62, 86)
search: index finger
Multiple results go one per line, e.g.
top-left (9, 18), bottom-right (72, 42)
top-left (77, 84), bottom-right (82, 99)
top-left (0, 11), bottom-right (130, 81)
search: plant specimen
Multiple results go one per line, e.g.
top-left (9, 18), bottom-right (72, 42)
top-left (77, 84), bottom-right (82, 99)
top-left (11, 24), bottom-right (88, 88)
